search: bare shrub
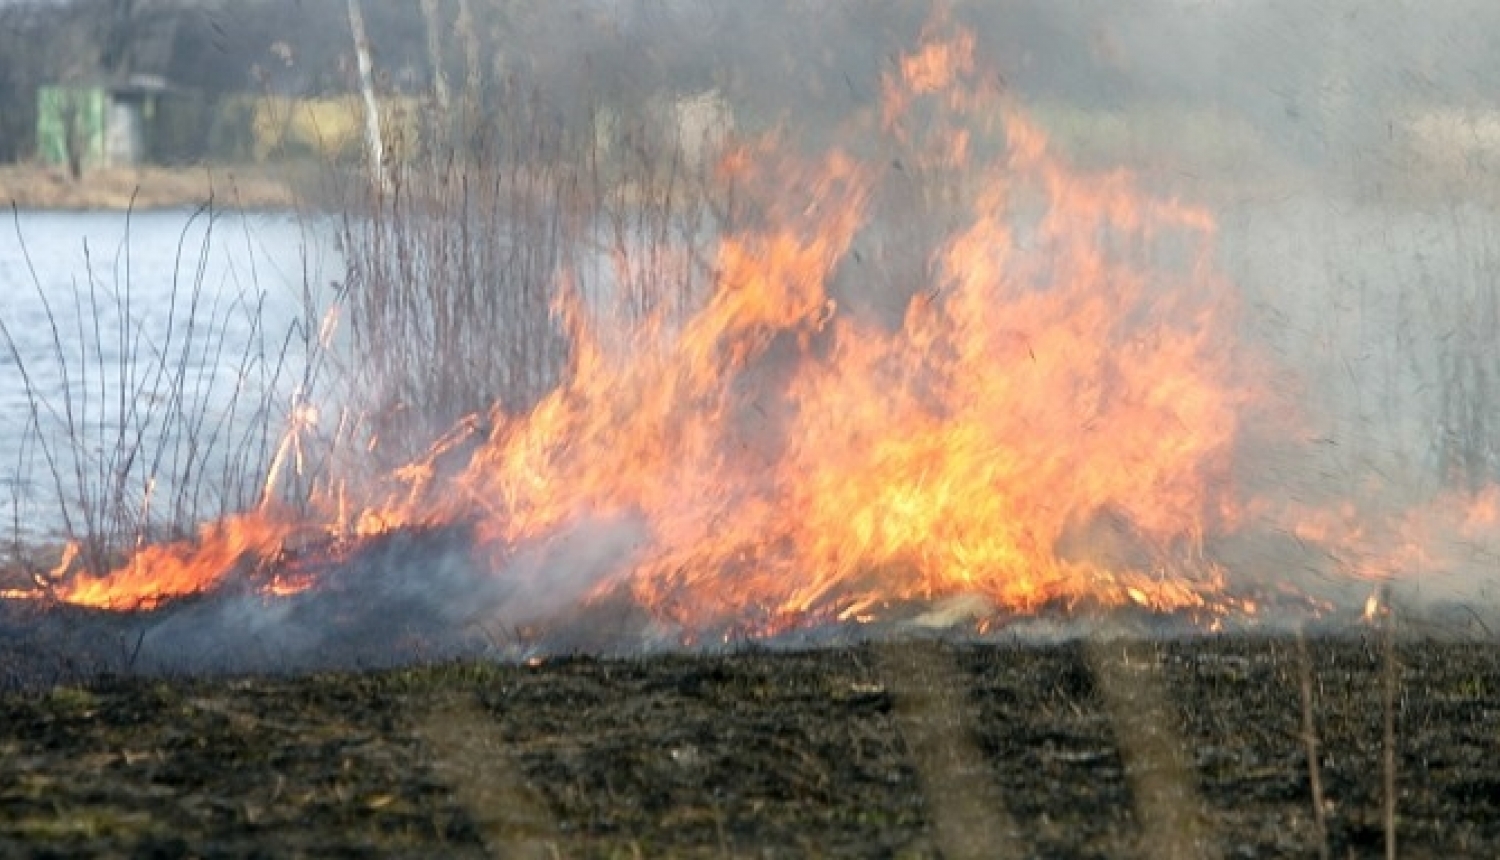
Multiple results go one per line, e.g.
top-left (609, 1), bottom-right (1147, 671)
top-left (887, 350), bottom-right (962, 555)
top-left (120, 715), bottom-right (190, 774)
top-left (0, 201), bottom-right (311, 579)
top-left (330, 90), bottom-right (721, 475)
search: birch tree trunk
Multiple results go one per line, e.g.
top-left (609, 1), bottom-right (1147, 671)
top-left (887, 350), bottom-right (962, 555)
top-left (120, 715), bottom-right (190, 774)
top-left (456, 0), bottom-right (484, 102)
top-left (450, 0), bottom-right (490, 159)
top-left (345, 0), bottom-right (389, 193)
top-left (420, 0), bottom-right (450, 113)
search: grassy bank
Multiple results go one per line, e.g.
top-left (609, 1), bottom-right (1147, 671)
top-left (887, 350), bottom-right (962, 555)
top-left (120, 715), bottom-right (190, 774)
top-left (0, 164), bottom-right (302, 210)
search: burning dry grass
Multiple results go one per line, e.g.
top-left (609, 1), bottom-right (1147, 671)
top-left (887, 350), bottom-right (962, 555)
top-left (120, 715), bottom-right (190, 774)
top-left (0, 201), bottom-right (312, 589)
top-left (8, 23), bottom-right (1273, 630)
top-left (0, 16), bottom-right (1497, 679)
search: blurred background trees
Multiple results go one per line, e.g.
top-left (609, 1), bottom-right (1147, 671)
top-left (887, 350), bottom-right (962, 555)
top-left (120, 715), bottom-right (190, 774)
top-left (0, 0), bottom-right (1493, 169)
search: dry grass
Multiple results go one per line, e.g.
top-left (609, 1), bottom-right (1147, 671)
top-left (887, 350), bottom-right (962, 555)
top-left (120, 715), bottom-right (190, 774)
top-left (0, 164), bottom-right (299, 211)
top-left (875, 640), bottom-right (1021, 859)
top-left (1296, 629), bottom-right (1332, 860)
top-left (326, 102), bottom-right (720, 473)
top-left (1087, 635), bottom-right (1217, 860)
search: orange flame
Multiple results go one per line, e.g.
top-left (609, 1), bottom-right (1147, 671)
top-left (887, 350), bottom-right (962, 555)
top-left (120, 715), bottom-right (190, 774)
top-left (27, 27), bottom-right (1436, 631)
top-left (1287, 484), bottom-right (1500, 587)
top-left (50, 510), bottom-right (296, 609)
top-left (313, 31), bottom-right (1251, 631)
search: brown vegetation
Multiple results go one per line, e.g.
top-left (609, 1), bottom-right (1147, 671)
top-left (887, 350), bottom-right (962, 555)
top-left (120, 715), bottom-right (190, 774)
top-left (0, 164), bottom-right (298, 210)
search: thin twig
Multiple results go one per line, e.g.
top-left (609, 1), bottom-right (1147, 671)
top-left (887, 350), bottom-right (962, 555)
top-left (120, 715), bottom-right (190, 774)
top-left (1296, 629), bottom-right (1330, 860)
top-left (1381, 591), bottom-right (1398, 860)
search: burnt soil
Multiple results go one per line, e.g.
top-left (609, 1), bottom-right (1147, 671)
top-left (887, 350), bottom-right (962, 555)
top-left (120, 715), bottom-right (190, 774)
top-left (2, 633), bottom-right (1498, 858)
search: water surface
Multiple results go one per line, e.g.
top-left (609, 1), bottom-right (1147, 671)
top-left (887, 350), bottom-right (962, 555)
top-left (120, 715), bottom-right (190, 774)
top-left (0, 208), bottom-right (339, 545)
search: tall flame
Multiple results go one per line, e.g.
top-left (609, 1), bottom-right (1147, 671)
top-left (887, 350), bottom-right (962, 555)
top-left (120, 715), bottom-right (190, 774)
top-left (31, 26), bottom-right (1368, 630)
top-left (330, 28), bottom-right (1246, 630)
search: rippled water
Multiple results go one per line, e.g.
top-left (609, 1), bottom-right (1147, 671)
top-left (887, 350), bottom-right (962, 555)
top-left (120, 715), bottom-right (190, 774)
top-left (0, 208), bottom-right (341, 545)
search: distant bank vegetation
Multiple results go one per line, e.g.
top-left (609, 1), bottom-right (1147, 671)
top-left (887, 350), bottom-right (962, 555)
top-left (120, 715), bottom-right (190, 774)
top-left (7, 0), bottom-right (1500, 179)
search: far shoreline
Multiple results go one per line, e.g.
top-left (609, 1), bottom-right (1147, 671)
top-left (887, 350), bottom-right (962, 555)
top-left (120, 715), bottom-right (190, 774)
top-left (0, 163), bottom-right (311, 212)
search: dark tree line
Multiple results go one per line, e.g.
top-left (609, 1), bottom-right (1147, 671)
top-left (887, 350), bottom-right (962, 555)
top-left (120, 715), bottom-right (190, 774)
top-left (3, 0), bottom-right (1499, 165)
top-left (0, 0), bottom-right (437, 163)
top-left (0, 0), bottom-right (896, 165)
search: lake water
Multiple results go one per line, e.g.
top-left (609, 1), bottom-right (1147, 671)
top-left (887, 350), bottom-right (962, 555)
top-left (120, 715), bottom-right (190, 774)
top-left (0, 208), bottom-right (341, 546)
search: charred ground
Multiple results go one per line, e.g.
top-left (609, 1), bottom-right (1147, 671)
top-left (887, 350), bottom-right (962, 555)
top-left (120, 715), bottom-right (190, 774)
top-left (2, 632), bottom-right (1497, 858)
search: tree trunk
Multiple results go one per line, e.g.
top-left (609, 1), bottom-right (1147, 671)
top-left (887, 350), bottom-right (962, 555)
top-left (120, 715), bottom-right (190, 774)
top-left (420, 0), bottom-right (450, 113)
top-left (456, 0), bottom-right (484, 104)
top-left (345, 0), bottom-right (390, 193)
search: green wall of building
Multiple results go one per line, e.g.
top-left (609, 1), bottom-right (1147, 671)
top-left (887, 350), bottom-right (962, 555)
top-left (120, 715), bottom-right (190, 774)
top-left (36, 85), bottom-right (107, 169)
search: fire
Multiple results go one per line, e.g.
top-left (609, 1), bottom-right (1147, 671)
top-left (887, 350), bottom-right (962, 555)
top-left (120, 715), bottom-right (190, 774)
top-left (338, 28), bottom-right (1247, 630)
top-left (17, 28), bottom-right (1248, 624)
top-left (1287, 484), bottom-right (1500, 588)
top-left (50, 510), bottom-right (296, 610)
top-left (23, 23), bottom-right (1481, 633)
